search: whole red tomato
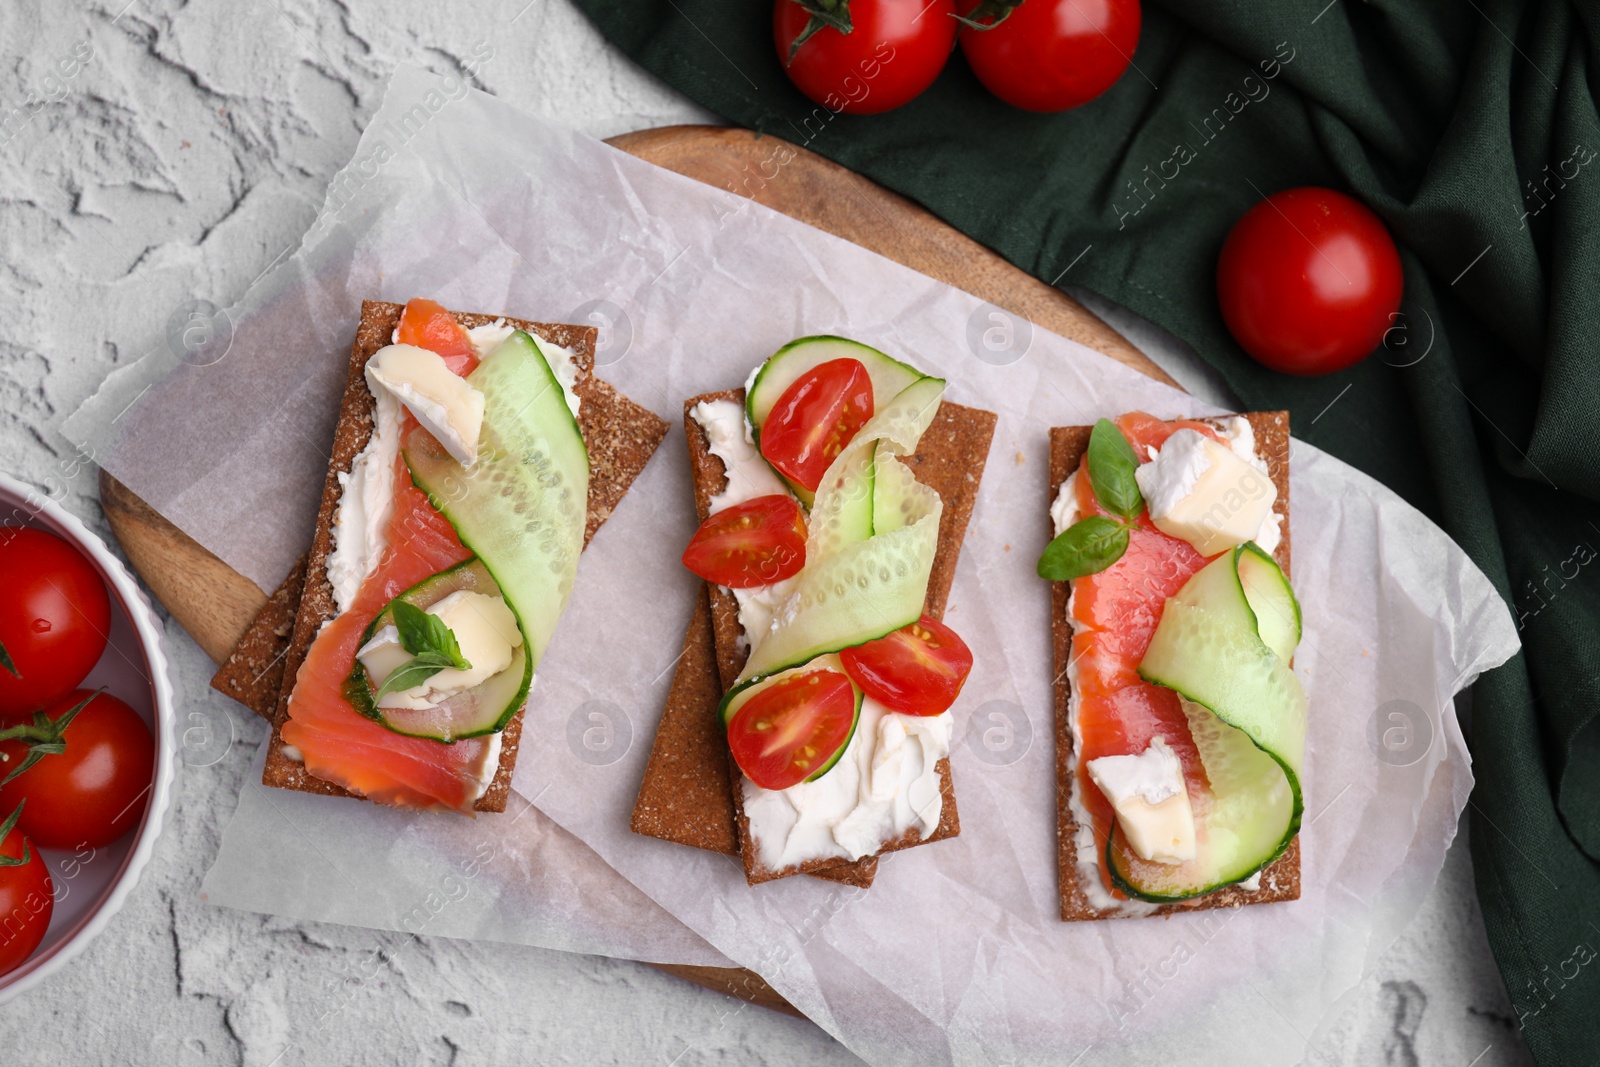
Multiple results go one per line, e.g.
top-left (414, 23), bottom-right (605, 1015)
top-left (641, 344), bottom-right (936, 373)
top-left (1216, 186), bottom-right (1404, 376)
top-left (0, 527), bottom-right (111, 717)
top-left (0, 690), bottom-right (154, 850)
top-left (957, 0), bottom-right (1141, 112)
top-left (0, 803), bottom-right (53, 977)
top-left (774, 0), bottom-right (956, 115)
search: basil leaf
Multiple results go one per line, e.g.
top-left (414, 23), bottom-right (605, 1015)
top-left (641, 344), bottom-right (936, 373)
top-left (1087, 418), bottom-right (1144, 521)
top-left (371, 651), bottom-right (461, 703)
top-left (391, 600), bottom-right (469, 669)
top-left (0, 638), bottom-right (17, 678)
top-left (1037, 516), bottom-right (1131, 581)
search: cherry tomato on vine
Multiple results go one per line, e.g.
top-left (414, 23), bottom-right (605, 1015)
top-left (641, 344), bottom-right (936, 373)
top-left (0, 527), bottom-right (111, 717)
top-left (956, 0), bottom-right (1141, 113)
top-left (774, 0), bottom-right (957, 115)
top-left (727, 668), bottom-right (858, 790)
top-left (0, 690), bottom-right (155, 850)
top-left (840, 615), bottom-right (973, 715)
top-left (1216, 186), bottom-right (1404, 376)
top-left (758, 358), bottom-right (875, 492)
top-left (0, 802), bottom-right (53, 978)
top-left (682, 495), bottom-right (809, 588)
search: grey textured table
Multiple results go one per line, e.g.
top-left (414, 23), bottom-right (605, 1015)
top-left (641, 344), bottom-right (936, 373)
top-left (0, 1), bottom-right (1532, 1063)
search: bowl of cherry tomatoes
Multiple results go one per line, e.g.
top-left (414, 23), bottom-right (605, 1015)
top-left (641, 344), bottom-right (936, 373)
top-left (0, 472), bottom-right (174, 1003)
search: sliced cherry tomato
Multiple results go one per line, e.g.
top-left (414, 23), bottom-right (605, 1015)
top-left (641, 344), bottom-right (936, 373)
top-left (0, 527), bottom-right (111, 717)
top-left (396, 297), bottom-right (478, 375)
top-left (682, 496), bottom-right (808, 589)
top-left (1216, 187), bottom-right (1404, 376)
top-left (957, 0), bottom-right (1141, 113)
top-left (774, 0), bottom-right (956, 116)
top-left (0, 802), bottom-right (53, 978)
top-left (727, 669), bottom-right (858, 790)
top-left (0, 690), bottom-right (155, 850)
top-left (840, 615), bottom-right (973, 715)
top-left (758, 358), bottom-right (875, 492)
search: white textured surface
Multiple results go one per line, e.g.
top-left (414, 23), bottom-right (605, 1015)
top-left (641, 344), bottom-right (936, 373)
top-left (0, 1), bottom-right (1530, 1063)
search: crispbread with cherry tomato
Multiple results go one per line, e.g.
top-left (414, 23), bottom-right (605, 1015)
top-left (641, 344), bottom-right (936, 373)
top-left (632, 342), bottom-right (998, 886)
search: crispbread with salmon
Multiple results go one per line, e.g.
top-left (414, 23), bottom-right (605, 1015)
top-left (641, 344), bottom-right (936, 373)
top-left (1050, 412), bottom-right (1301, 920)
top-left (230, 300), bottom-right (666, 813)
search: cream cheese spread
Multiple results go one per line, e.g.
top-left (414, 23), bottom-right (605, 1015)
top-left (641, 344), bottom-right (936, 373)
top-left (326, 388), bottom-right (402, 614)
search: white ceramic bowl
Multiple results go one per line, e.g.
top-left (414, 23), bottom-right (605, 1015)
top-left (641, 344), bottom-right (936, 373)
top-left (0, 472), bottom-right (176, 1004)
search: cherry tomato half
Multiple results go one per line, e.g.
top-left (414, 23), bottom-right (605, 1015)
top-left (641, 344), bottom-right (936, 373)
top-left (0, 690), bottom-right (155, 850)
top-left (840, 615), bottom-right (973, 715)
top-left (0, 804), bottom-right (53, 978)
top-left (683, 495), bottom-right (808, 589)
top-left (0, 528), bottom-right (111, 717)
top-left (728, 669), bottom-right (858, 790)
top-left (396, 297), bottom-right (477, 375)
top-left (957, 0), bottom-right (1141, 113)
top-left (758, 358), bottom-right (875, 492)
top-left (774, 0), bottom-right (956, 115)
top-left (1216, 186), bottom-right (1404, 376)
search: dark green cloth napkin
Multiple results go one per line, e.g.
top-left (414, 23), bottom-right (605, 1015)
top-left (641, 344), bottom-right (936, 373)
top-left (572, 1), bottom-right (1600, 1060)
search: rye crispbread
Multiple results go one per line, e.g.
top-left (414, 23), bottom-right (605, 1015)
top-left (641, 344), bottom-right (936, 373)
top-left (1049, 412), bottom-right (1301, 920)
top-left (211, 552), bottom-right (306, 719)
top-left (228, 300), bottom-right (667, 814)
top-left (631, 387), bottom-right (997, 885)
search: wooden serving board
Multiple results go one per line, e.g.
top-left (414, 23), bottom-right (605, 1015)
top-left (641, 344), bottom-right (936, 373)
top-left (100, 125), bottom-right (1164, 1017)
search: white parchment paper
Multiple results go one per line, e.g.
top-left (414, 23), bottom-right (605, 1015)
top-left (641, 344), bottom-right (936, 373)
top-left (69, 67), bottom-right (1520, 1065)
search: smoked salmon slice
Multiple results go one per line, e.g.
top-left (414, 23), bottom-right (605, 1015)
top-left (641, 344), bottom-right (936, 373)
top-left (1069, 413), bottom-right (1218, 899)
top-left (280, 458), bottom-right (489, 812)
top-left (395, 298), bottom-right (480, 376)
top-left (281, 300), bottom-right (495, 814)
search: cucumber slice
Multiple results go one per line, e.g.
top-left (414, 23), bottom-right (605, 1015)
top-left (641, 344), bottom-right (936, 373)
top-left (345, 559), bottom-right (532, 741)
top-left (404, 330), bottom-right (589, 668)
top-left (804, 374), bottom-right (947, 556)
top-left (738, 450), bottom-right (941, 682)
top-left (806, 438), bottom-right (876, 559)
top-left (1107, 698), bottom-right (1297, 900)
top-left (745, 336), bottom-right (929, 434)
top-left (1116, 546), bottom-right (1307, 901)
top-left (737, 515), bottom-right (937, 682)
top-left (718, 654), bottom-right (863, 783)
top-left (1238, 542), bottom-right (1300, 663)
top-left (737, 375), bottom-right (947, 682)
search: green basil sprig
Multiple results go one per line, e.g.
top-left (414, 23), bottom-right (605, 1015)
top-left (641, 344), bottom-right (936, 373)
top-left (371, 600), bottom-right (472, 702)
top-left (0, 638), bottom-right (17, 678)
top-left (1038, 419), bottom-right (1146, 582)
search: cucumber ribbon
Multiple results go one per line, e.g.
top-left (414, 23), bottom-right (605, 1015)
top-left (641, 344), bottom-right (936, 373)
top-left (735, 373), bottom-right (947, 686)
top-left (1111, 543), bottom-right (1308, 902)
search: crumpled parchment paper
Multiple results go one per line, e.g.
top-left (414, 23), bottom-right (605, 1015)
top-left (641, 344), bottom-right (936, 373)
top-left (68, 66), bottom-right (1520, 1066)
